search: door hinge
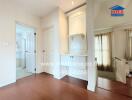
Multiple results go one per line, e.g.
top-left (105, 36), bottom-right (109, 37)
top-left (34, 33), bottom-right (36, 35)
top-left (34, 50), bottom-right (36, 53)
top-left (34, 68), bottom-right (36, 72)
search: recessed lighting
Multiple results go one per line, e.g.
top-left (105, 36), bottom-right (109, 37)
top-left (72, 1), bottom-right (74, 5)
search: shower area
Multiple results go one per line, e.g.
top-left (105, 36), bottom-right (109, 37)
top-left (16, 24), bottom-right (36, 79)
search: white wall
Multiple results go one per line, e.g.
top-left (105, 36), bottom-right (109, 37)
top-left (0, 1), bottom-right (42, 87)
top-left (95, 0), bottom-right (132, 29)
top-left (59, 9), bottom-right (69, 78)
top-left (59, 9), bottom-right (68, 54)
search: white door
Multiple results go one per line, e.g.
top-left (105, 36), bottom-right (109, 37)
top-left (26, 32), bottom-right (36, 73)
top-left (42, 28), bottom-right (57, 74)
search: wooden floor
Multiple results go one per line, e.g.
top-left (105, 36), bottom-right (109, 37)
top-left (0, 73), bottom-right (132, 100)
top-left (127, 77), bottom-right (132, 88)
top-left (61, 75), bottom-right (132, 100)
top-left (98, 77), bottom-right (132, 98)
top-left (61, 75), bottom-right (88, 89)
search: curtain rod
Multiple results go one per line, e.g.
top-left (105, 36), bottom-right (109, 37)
top-left (94, 27), bottom-right (113, 32)
top-left (95, 23), bottom-right (132, 32)
top-left (65, 2), bottom-right (87, 14)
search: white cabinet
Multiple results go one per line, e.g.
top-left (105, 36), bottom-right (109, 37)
top-left (128, 61), bottom-right (132, 71)
top-left (60, 55), bottom-right (70, 78)
top-left (68, 56), bottom-right (87, 69)
top-left (69, 56), bottom-right (87, 80)
top-left (61, 55), bottom-right (88, 80)
top-left (60, 6), bottom-right (87, 80)
top-left (68, 6), bottom-right (86, 36)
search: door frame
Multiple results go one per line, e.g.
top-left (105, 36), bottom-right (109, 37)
top-left (15, 22), bottom-right (37, 79)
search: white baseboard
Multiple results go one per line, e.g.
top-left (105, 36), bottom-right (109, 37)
top-left (0, 80), bottom-right (16, 88)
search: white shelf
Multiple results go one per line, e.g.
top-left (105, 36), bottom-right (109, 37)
top-left (69, 33), bottom-right (86, 37)
top-left (61, 53), bottom-right (88, 57)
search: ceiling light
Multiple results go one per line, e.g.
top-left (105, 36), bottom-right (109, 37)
top-left (72, 1), bottom-right (74, 5)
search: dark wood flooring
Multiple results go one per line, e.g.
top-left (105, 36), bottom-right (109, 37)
top-left (98, 77), bottom-right (132, 98)
top-left (61, 75), bottom-right (88, 89)
top-left (0, 73), bottom-right (132, 100)
top-left (127, 77), bottom-right (132, 88)
top-left (61, 75), bottom-right (132, 99)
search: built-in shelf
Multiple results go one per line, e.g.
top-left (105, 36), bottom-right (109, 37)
top-left (61, 53), bottom-right (88, 57)
top-left (69, 33), bottom-right (86, 38)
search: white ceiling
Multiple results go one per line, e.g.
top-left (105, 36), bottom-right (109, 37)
top-left (101, 0), bottom-right (130, 7)
top-left (6, 0), bottom-right (126, 18)
top-left (7, 0), bottom-right (86, 17)
top-left (59, 0), bottom-right (86, 12)
top-left (1, 0), bottom-right (130, 18)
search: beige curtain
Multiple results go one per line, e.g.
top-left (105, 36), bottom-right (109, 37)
top-left (95, 32), bottom-right (112, 71)
top-left (125, 29), bottom-right (132, 60)
top-left (112, 29), bottom-right (126, 59)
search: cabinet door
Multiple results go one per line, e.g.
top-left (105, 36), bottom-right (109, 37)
top-left (69, 11), bottom-right (86, 35)
top-left (60, 56), bottom-right (70, 77)
top-left (61, 56), bottom-right (70, 67)
top-left (68, 56), bottom-right (87, 80)
top-left (69, 56), bottom-right (86, 69)
top-left (69, 57), bottom-right (86, 72)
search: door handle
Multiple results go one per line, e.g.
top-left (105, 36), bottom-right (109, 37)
top-left (42, 50), bottom-right (45, 53)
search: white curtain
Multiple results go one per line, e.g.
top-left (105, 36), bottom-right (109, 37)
top-left (95, 32), bottom-right (112, 71)
top-left (125, 29), bottom-right (132, 60)
top-left (112, 29), bottom-right (127, 59)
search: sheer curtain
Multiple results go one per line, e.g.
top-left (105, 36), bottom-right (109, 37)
top-left (95, 32), bottom-right (112, 71)
top-left (125, 29), bottom-right (132, 60)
